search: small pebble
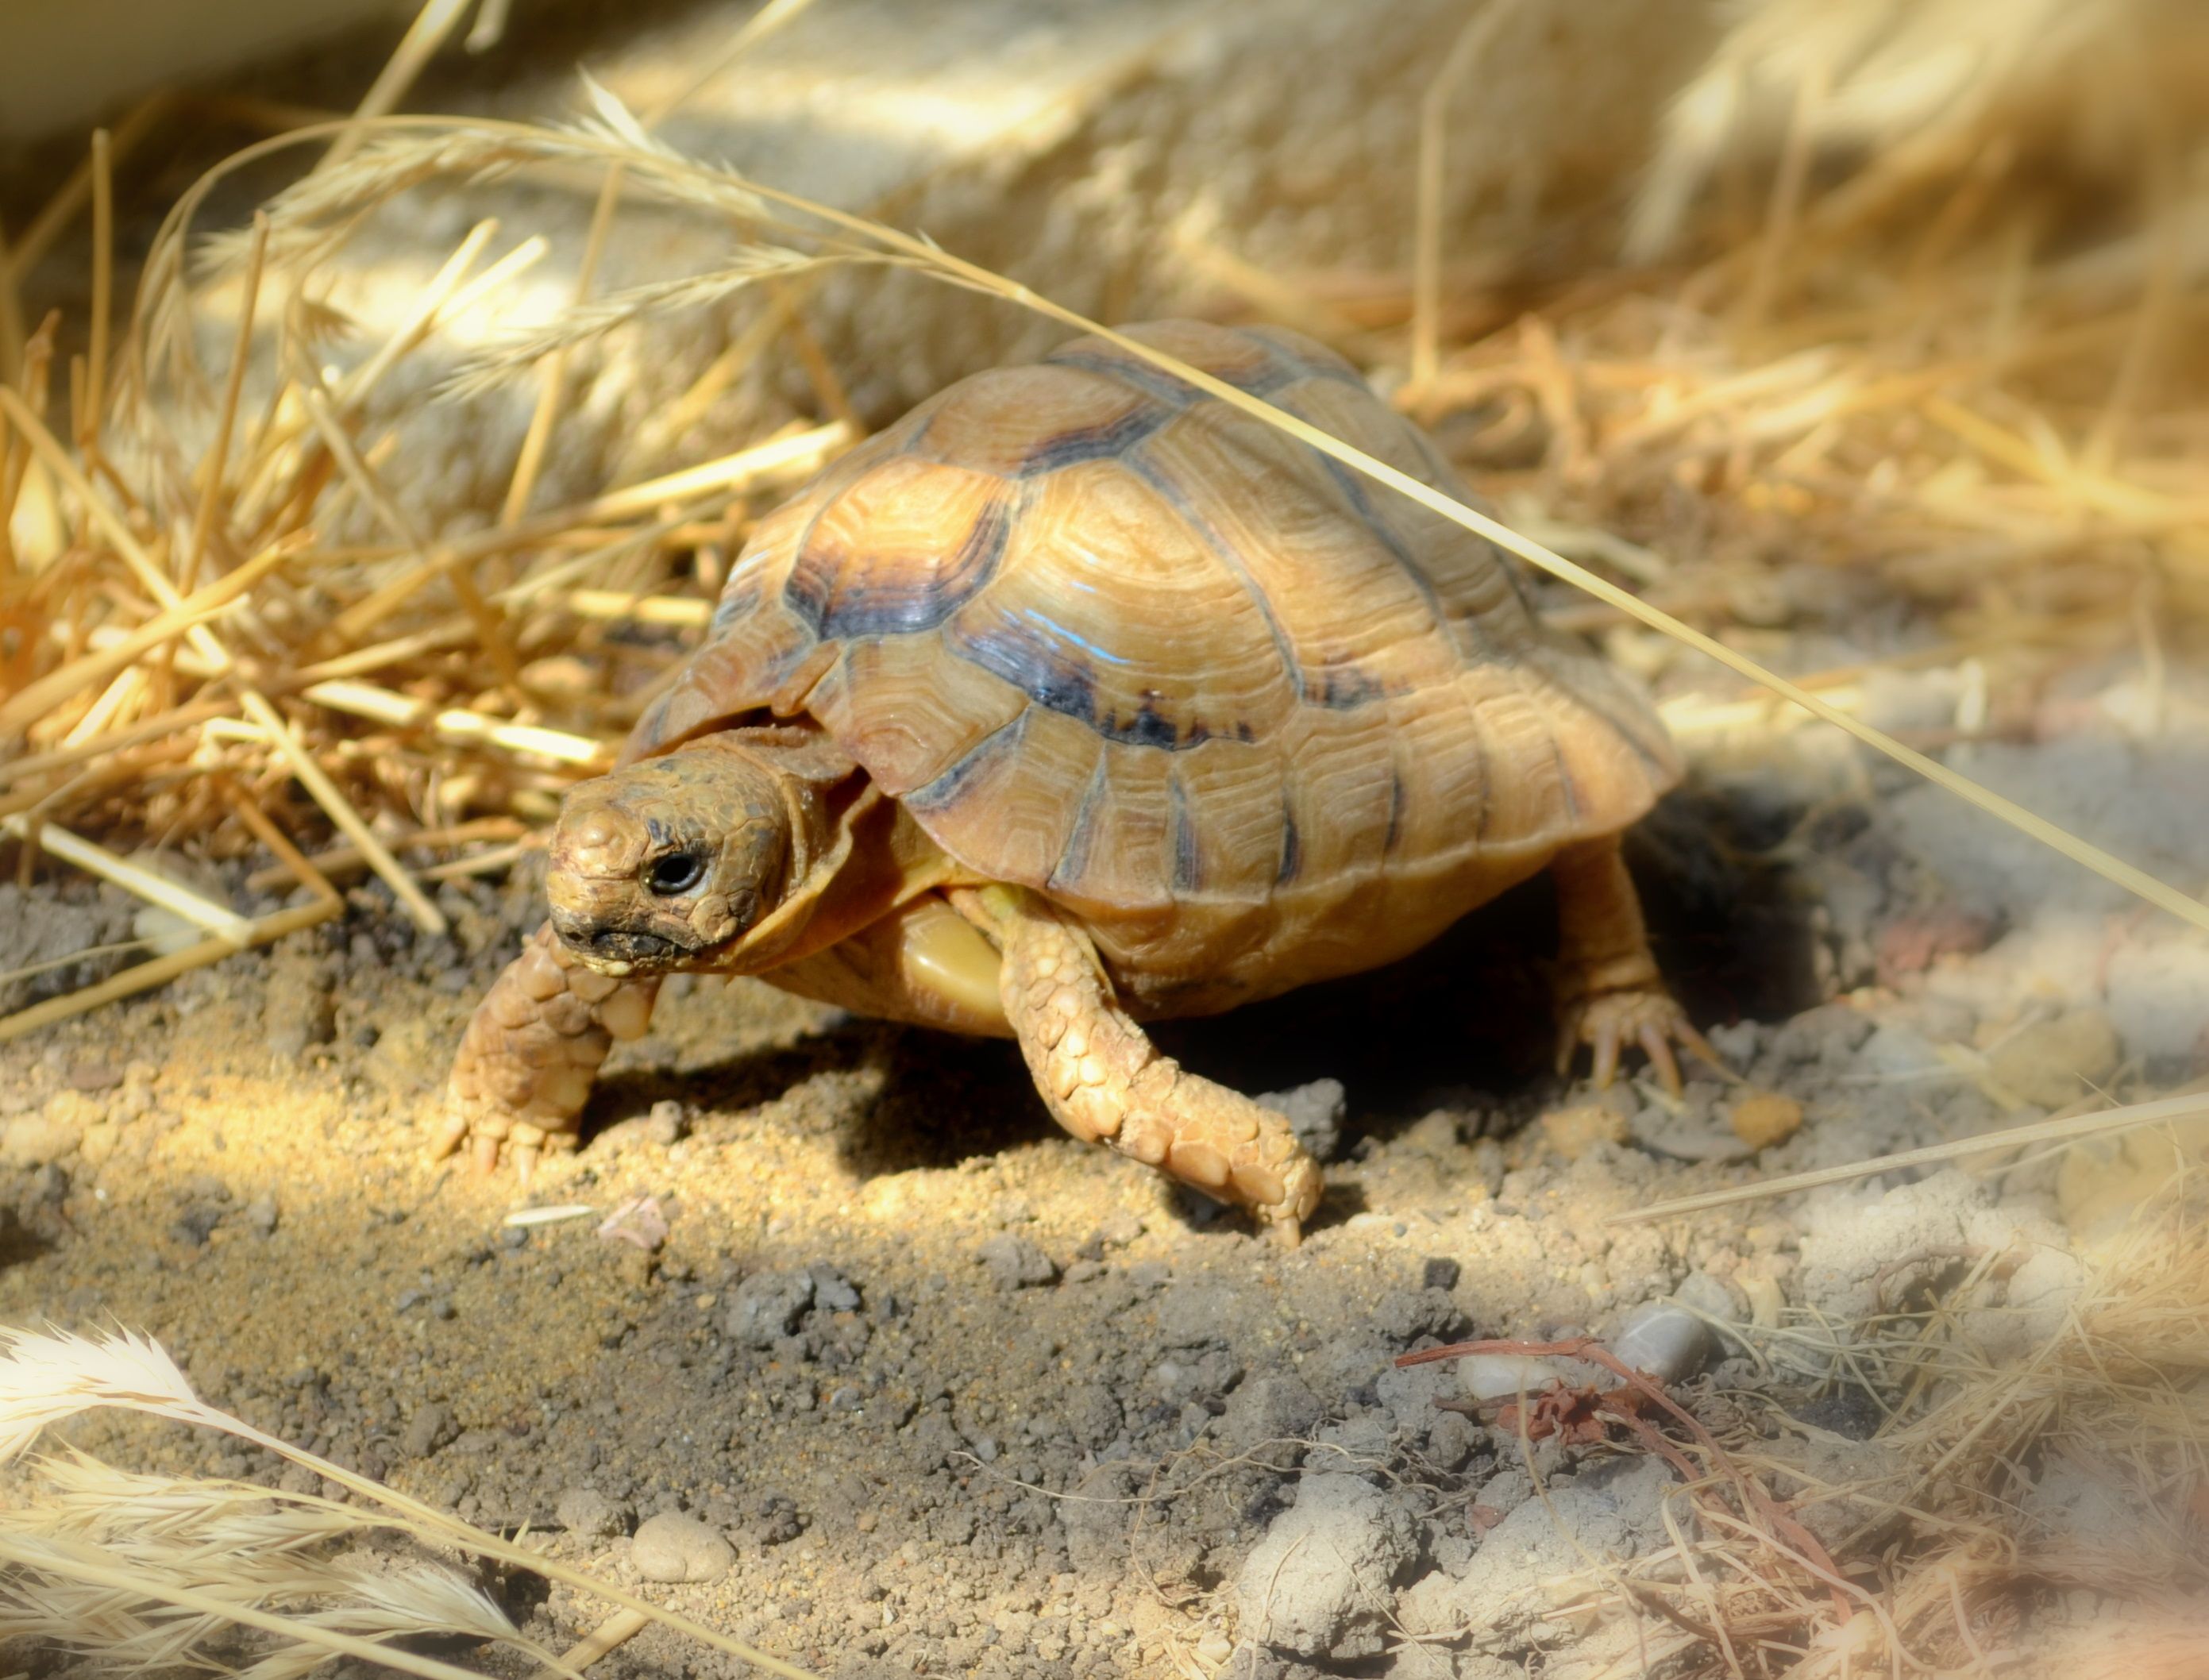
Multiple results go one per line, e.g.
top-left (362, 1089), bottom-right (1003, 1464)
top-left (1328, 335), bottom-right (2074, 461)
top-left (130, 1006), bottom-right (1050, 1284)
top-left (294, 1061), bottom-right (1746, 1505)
top-left (630, 1512), bottom-right (734, 1583)
top-left (1728, 1092), bottom-right (1804, 1151)
top-left (401, 1403), bottom-right (453, 1458)
top-left (1610, 1301), bottom-right (1715, 1383)
top-left (1455, 1353), bottom-right (1570, 1401)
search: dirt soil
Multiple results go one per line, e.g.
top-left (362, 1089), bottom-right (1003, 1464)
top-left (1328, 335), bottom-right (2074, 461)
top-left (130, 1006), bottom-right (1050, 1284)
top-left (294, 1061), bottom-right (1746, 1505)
top-left (3, 615), bottom-right (2204, 1678)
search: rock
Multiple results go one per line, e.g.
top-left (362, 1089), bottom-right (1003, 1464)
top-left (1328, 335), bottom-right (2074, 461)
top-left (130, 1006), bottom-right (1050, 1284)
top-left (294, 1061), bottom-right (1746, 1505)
top-left (630, 1512), bottom-right (734, 1583)
top-left (1455, 1353), bottom-right (1571, 1401)
top-left (1987, 1009), bottom-right (2122, 1108)
top-left (1257, 1077), bottom-right (1346, 1162)
top-left (1609, 1301), bottom-right (1713, 1383)
top-left (555, 1486), bottom-right (631, 1537)
top-left (242, 1196), bottom-right (279, 1238)
top-left (725, 1266), bottom-right (817, 1347)
top-left (1672, 1269), bottom-right (1741, 1324)
top-left (1539, 1104), bottom-right (1629, 1160)
top-left (1727, 1092), bottom-right (1803, 1150)
top-left (1236, 1472), bottom-right (1417, 1660)
top-left (975, 1234), bottom-right (1056, 1290)
top-left (401, 1404), bottom-right (454, 1458)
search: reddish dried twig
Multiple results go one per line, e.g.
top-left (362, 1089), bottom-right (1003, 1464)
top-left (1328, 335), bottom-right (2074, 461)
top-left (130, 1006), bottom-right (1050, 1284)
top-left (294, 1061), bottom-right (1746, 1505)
top-left (1397, 1335), bottom-right (1853, 1621)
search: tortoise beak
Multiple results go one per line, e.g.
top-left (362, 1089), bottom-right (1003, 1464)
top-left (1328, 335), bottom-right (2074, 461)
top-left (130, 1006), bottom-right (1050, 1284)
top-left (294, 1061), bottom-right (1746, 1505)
top-left (546, 909), bottom-right (691, 966)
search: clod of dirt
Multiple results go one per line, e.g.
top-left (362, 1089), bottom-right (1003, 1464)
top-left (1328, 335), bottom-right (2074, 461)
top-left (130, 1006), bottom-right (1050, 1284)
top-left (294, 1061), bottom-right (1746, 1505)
top-left (263, 943), bottom-right (337, 1059)
top-left (0, 884), bottom-right (134, 1015)
top-left (555, 1486), bottom-right (633, 1537)
top-left (1539, 1104), bottom-right (1629, 1160)
top-left (400, 1403), bottom-right (454, 1458)
top-left (1798, 1172), bottom-right (2082, 1357)
top-left (2, 1101), bottom-right (87, 1169)
top-left (1397, 1456), bottom-right (1676, 1652)
top-left (1256, 1077), bottom-right (1347, 1162)
top-left (1987, 1008), bottom-right (2122, 1107)
top-left (1235, 1471), bottom-right (1417, 1661)
top-left (1220, 1374), bottom-right (1325, 1458)
top-left (725, 1266), bottom-right (820, 1346)
top-left (975, 1233), bottom-right (1057, 1289)
top-left (630, 1511), bottom-right (734, 1583)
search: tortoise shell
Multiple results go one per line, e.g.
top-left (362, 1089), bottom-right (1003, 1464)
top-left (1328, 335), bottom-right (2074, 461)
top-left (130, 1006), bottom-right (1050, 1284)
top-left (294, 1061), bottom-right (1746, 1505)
top-left (630, 322), bottom-right (1677, 1015)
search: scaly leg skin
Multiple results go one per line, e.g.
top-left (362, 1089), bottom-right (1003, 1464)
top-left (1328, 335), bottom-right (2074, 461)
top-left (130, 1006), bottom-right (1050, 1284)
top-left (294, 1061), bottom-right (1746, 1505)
top-left (436, 922), bottom-right (659, 1180)
top-left (1550, 835), bottom-right (1719, 1096)
top-left (962, 884), bottom-right (1324, 1246)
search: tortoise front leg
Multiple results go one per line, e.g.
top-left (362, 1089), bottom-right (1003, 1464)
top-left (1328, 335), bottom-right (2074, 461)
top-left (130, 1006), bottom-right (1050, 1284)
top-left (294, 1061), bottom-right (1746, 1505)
top-left (437, 922), bottom-right (659, 1178)
top-left (958, 884), bottom-right (1324, 1246)
top-left (1549, 835), bottom-right (1717, 1095)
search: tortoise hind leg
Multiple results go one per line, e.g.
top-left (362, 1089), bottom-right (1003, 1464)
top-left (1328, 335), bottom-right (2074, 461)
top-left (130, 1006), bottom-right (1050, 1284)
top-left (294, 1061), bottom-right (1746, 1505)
top-left (958, 884), bottom-right (1324, 1246)
top-left (437, 922), bottom-right (660, 1179)
top-left (1550, 835), bottom-right (1719, 1096)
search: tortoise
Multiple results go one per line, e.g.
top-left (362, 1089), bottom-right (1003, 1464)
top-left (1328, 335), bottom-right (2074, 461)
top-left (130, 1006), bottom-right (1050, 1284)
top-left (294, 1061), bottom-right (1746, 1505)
top-left (439, 320), bottom-right (1711, 1242)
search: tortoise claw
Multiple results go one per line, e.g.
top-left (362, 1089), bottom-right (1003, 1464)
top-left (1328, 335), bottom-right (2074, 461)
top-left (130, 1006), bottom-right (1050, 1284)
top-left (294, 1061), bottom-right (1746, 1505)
top-left (429, 1111), bottom-right (469, 1163)
top-left (1561, 985), bottom-right (1721, 1096)
top-left (470, 1132), bottom-right (504, 1177)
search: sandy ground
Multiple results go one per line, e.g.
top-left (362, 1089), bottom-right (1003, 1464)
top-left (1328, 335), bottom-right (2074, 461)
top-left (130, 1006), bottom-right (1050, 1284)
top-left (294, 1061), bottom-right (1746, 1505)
top-left (2, 611), bottom-right (2203, 1678)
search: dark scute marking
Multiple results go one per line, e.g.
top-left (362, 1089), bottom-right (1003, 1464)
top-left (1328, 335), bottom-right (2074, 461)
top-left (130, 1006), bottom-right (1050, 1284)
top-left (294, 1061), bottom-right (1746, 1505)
top-left (1307, 663), bottom-right (1394, 710)
top-left (644, 816), bottom-right (671, 847)
top-left (1384, 768), bottom-right (1407, 853)
top-left (950, 622), bottom-right (1214, 749)
top-left (808, 490), bottom-right (1013, 640)
top-left (905, 707), bottom-right (1029, 813)
top-left (1016, 403), bottom-right (1173, 476)
top-left (1051, 755), bottom-right (1108, 889)
top-left (1275, 801), bottom-right (1301, 887)
top-left (777, 473), bottom-right (868, 636)
top-left (1240, 329), bottom-right (1376, 395)
top-left (1169, 773), bottom-right (1201, 893)
top-left (1104, 696), bottom-right (1188, 749)
top-left (707, 578), bottom-right (764, 638)
top-left (1045, 348), bottom-right (1304, 412)
top-left (951, 617), bottom-right (1097, 726)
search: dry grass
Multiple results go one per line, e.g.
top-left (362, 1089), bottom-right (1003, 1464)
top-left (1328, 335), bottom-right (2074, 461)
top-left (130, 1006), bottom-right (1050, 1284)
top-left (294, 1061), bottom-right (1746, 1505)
top-left (0, 1326), bottom-right (822, 1680)
top-left (1532, 1204), bottom-right (2209, 1679)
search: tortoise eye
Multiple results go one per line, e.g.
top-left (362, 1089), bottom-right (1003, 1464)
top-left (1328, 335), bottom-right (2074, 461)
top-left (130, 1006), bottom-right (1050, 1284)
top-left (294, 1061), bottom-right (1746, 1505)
top-left (646, 850), bottom-right (707, 896)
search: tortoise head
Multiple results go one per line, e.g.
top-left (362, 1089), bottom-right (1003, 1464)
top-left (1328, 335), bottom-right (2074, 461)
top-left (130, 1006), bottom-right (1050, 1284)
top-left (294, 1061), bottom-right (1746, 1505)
top-left (545, 742), bottom-right (793, 977)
